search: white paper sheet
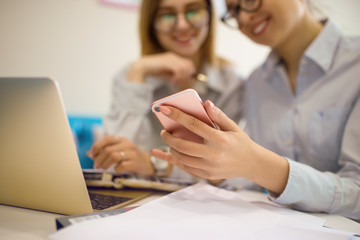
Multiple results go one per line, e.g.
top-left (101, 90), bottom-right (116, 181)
top-left (50, 182), bottom-right (355, 240)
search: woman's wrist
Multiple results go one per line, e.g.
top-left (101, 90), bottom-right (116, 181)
top-left (250, 142), bottom-right (289, 196)
top-left (207, 179), bottom-right (225, 186)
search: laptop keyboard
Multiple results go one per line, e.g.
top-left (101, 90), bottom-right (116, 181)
top-left (89, 192), bottom-right (133, 210)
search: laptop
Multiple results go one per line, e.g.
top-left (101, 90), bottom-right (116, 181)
top-left (0, 77), bottom-right (151, 215)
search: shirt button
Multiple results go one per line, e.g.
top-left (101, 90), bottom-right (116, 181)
top-left (285, 139), bottom-right (292, 146)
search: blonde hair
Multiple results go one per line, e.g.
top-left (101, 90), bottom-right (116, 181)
top-left (138, 0), bottom-right (224, 66)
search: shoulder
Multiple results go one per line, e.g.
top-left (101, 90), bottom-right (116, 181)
top-left (112, 63), bottom-right (132, 85)
top-left (247, 51), bottom-right (275, 84)
top-left (207, 58), bottom-right (244, 82)
top-left (323, 20), bottom-right (360, 66)
top-left (337, 35), bottom-right (360, 59)
top-left (327, 34), bottom-right (360, 79)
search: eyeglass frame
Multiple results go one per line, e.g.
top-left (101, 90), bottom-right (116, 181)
top-left (221, 0), bottom-right (263, 29)
top-left (153, 6), bottom-right (211, 33)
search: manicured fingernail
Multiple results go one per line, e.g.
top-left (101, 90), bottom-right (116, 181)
top-left (208, 100), bottom-right (215, 109)
top-left (160, 129), bottom-right (166, 136)
top-left (160, 106), bottom-right (171, 115)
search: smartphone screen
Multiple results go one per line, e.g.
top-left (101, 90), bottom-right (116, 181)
top-left (151, 89), bottom-right (216, 143)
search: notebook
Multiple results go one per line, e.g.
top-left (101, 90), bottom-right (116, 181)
top-left (0, 77), bottom-right (151, 215)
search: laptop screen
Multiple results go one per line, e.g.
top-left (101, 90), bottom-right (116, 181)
top-left (0, 77), bottom-right (93, 215)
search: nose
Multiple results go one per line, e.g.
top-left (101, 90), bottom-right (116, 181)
top-left (174, 13), bottom-right (192, 31)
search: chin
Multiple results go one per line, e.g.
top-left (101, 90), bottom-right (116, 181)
top-left (173, 50), bottom-right (196, 58)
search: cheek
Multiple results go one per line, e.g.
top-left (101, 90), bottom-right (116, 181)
top-left (155, 33), bottom-right (172, 51)
top-left (276, 7), bottom-right (305, 40)
top-left (197, 26), bottom-right (209, 46)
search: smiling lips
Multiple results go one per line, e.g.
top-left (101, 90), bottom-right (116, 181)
top-left (253, 18), bottom-right (270, 35)
top-left (174, 36), bottom-right (193, 45)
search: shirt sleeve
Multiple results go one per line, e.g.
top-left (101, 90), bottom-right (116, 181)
top-left (270, 96), bottom-right (360, 222)
top-left (103, 66), bottom-right (159, 150)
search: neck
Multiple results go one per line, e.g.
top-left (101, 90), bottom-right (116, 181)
top-left (275, 13), bottom-right (322, 93)
top-left (278, 15), bottom-right (322, 67)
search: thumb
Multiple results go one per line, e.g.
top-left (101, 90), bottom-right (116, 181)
top-left (204, 100), bottom-right (239, 132)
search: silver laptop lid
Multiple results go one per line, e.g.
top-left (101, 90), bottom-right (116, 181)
top-left (0, 77), bottom-right (93, 215)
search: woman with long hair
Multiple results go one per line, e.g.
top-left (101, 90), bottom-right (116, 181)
top-left (88, 0), bottom-right (243, 181)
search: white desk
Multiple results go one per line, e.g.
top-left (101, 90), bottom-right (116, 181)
top-left (1, 191), bottom-right (359, 240)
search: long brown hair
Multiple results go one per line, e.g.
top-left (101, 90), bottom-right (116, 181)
top-left (138, 0), bottom-right (221, 66)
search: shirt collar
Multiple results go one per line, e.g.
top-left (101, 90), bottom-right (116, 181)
top-left (262, 19), bottom-right (342, 73)
top-left (305, 19), bottom-right (342, 72)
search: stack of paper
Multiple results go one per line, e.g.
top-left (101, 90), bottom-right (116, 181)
top-left (50, 182), bottom-right (356, 240)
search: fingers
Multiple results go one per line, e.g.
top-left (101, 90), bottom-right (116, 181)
top-left (100, 150), bottom-right (128, 170)
top-left (150, 148), bottom-right (175, 164)
top-left (114, 160), bottom-right (131, 173)
top-left (142, 52), bottom-right (195, 82)
top-left (92, 143), bottom-right (122, 169)
top-left (169, 147), bottom-right (206, 170)
top-left (170, 62), bottom-right (195, 84)
top-left (204, 100), bottom-right (239, 132)
top-left (150, 148), bottom-right (212, 180)
top-left (151, 147), bottom-right (204, 168)
top-left (160, 129), bottom-right (209, 159)
top-left (168, 147), bottom-right (220, 180)
top-left (114, 150), bottom-right (153, 176)
top-left (88, 136), bottom-right (129, 169)
top-left (156, 52), bottom-right (195, 85)
top-left (88, 135), bottom-right (119, 158)
top-left (158, 105), bottom-right (218, 142)
top-left (90, 137), bottom-right (154, 176)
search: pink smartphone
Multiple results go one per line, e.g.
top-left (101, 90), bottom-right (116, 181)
top-left (151, 89), bottom-right (216, 143)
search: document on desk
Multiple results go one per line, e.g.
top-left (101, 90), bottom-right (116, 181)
top-left (50, 182), bottom-right (356, 240)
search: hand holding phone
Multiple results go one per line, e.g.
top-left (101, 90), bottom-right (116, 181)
top-left (151, 89), bottom-right (216, 143)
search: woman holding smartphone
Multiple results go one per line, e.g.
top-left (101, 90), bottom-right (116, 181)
top-left (88, 0), bottom-right (243, 179)
top-left (152, 0), bottom-right (360, 221)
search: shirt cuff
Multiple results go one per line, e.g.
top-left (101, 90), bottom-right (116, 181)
top-left (268, 157), bottom-right (335, 212)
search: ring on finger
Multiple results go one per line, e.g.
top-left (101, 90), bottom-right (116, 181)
top-left (120, 151), bottom-right (126, 161)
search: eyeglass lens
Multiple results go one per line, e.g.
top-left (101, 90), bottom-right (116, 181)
top-left (222, 0), bottom-right (261, 29)
top-left (154, 8), bottom-right (209, 33)
top-left (241, 0), bottom-right (261, 12)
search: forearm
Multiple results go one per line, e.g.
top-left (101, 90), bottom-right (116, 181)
top-left (127, 61), bottom-right (146, 83)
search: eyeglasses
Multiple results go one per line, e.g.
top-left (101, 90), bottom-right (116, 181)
top-left (154, 7), bottom-right (210, 33)
top-left (221, 0), bottom-right (262, 29)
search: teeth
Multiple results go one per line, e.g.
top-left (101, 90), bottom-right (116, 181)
top-left (176, 37), bottom-right (191, 41)
top-left (254, 21), bottom-right (267, 34)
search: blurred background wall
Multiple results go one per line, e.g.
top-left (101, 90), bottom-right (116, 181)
top-left (1, 0), bottom-right (359, 116)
